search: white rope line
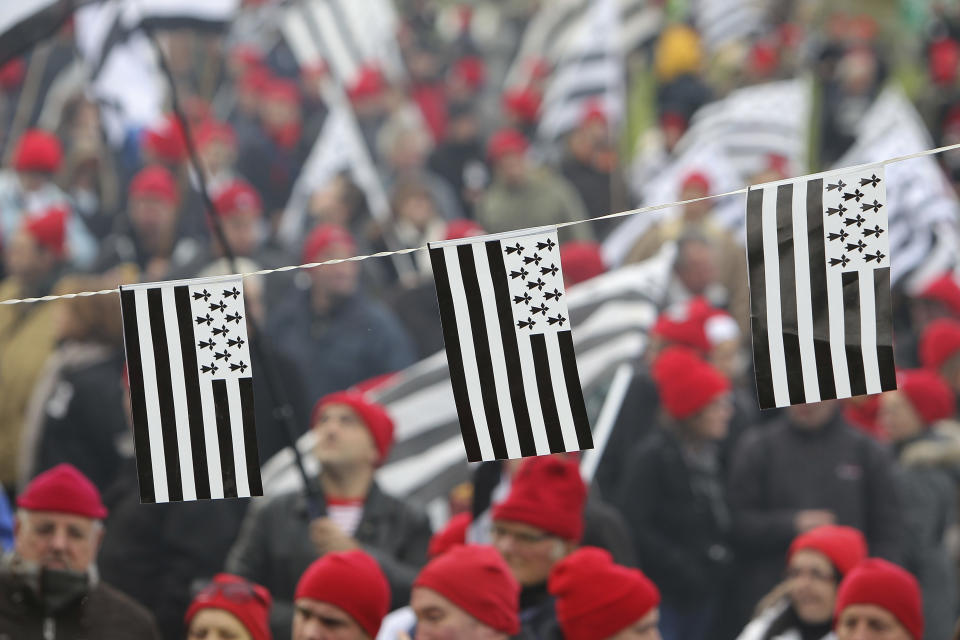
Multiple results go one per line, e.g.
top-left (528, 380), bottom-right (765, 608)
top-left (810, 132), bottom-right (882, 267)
top-left (4, 140), bottom-right (960, 306)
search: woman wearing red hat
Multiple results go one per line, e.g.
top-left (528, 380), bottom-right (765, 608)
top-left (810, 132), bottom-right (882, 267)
top-left (185, 573), bottom-right (272, 640)
top-left (737, 525), bottom-right (867, 640)
top-left (877, 370), bottom-right (960, 640)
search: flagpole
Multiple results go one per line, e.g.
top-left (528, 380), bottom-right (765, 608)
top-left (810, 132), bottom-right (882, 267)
top-left (145, 27), bottom-right (325, 518)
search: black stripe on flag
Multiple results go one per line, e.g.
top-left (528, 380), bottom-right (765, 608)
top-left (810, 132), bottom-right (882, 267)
top-left (212, 380), bottom-right (238, 498)
top-left (558, 331), bottom-right (592, 449)
top-left (806, 179), bottom-right (836, 400)
top-left (146, 288), bottom-right (183, 502)
top-left (174, 286), bottom-right (210, 500)
top-left (457, 245), bottom-right (509, 459)
top-left (430, 247), bottom-right (482, 461)
top-left (746, 187), bottom-right (775, 409)
top-left (873, 267), bottom-right (897, 391)
top-left (776, 183), bottom-right (805, 405)
top-left (530, 334), bottom-right (566, 453)
top-left (842, 272), bottom-right (868, 397)
top-left (486, 242), bottom-right (537, 457)
top-left (120, 290), bottom-right (155, 503)
top-left (239, 378), bottom-right (262, 496)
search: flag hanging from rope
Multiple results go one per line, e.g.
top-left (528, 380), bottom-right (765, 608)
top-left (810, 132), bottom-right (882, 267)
top-left (429, 227), bottom-right (593, 461)
top-left (746, 166), bottom-right (896, 410)
top-left (119, 275), bottom-right (261, 503)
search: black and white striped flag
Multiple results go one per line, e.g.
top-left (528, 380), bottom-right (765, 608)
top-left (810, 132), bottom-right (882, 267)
top-left (429, 227), bottom-right (593, 461)
top-left (747, 166), bottom-right (896, 410)
top-left (120, 275), bottom-right (262, 503)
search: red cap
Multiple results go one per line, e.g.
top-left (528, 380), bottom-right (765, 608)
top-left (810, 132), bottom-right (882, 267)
top-left (348, 66), bottom-right (386, 102)
top-left (301, 223), bottom-right (356, 263)
top-left (23, 206), bottom-right (69, 258)
top-left (844, 394), bottom-right (884, 440)
top-left (452, 56), bottom-right (486, 90)
top-left (560, 242), bottom-right (606, 286)
top-left (788, 525), bottom-right (868, 577)
top-left (493, 456), bottom-right (586, 541)
top-left (17, 463), bottom-right (108, 519)
top-left (652, 347), bottom-right (730, 420)
top-left (13, 129), bottom-right (63, 173)
top-left (896, 369), bottom-right (956, 424)
top-left (415, 545), bottom-right (520, 634)
top-left (680, 171), bottom-right (711, 194)
top-left (196, 120), bottom-right (236, 150)
top-left (550, 547), bottom-right (660, 640)
top-left (580, 101), bottom-right (608, 127)
top-left (129, 166), bottom-right (179, 205)
top-left (142, 114), bottom-right (188, 164)
top-left (240, 67), bottom-right (273, 94)
top-left (0, 58), bottom-right (25, 90)
top-left (749, 40), bottom-right (779, 76)
top-left (834, 559), bottom-right (924, 640)
top-left (214, 180), bottom-right (262, 218)
top-left (294, 550), bottom-right (390, 637)
top-left (929, 37), bottom-right (960, 87)
top-left (185, 574), bottom-right (272, 640)
top-left (428, 512), bottom-right (471, 558)
top-left (919, 318), bottom-right (960, 371)
top-left (311, 391), bottom-right (395, 463)
top-left (652, 298), bottom-right (739, 353)
top-left (265, 78), bottom-right (299, 105)
top-left (444, 219), bottom-right (485, 241)
top-left (487, 128), bottom-right (529, 163)
top-left (917, 272), bottom-right (960, 317)
top-left (502, 88), bottom-right (541, 124)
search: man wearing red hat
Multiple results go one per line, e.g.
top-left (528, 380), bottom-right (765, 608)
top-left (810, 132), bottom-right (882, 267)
top-left (0, 464), bottom-right (161, 638)
top-left (834, 559), bottom-right (924, 640)
top-left (227, 391), bottom-right (430, 639)
top-left (477, 129), bottom-right (592, 242)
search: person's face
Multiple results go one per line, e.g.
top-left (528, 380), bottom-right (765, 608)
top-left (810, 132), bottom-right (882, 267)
top-left (675, 242), bottom-right (716, 295)
top-left (606, 608), bottom-right (662, 640)
top-left (496, 154), bottom-right (527, 186)
top-left (313, 403), bottom-right (378, 468)
top-left (292, 599), bottom-right (369, 640)
top-left (199, 140), bottom-right (236, 178)
top-left (786, 550), bottom-right (838, 625)
top-left (130, 196), bottom-right (178, 242)
top-left (448, 115), bottom-right (479, 142)
top-left (3, 230), bottom-right (49, 282)
top-left (309, 180), bottom-right (350, 227)
top-left (309, 244), bottom-right (360, 299)
top-left (398, 194), bottom-right (437, 230)
top-left (187, 608), bottom-right (253, 640)
top-left (877, 391), bottom-right (925, 443)
top-left (17, 171), bottom-right (49, 193)
top-left (689, 394), bottom-right (733, 440)
top-left (261, 98), bottom-right (300, 130)
top-left (680, 184), bottom-right (711, 220)
top-left (411, 587), bottom-right (500, 640)
top-left (836, 604), bottom-right (912, 640)
top-left (220, 210), bottom-right (261, 257)
top-left (14, 510), bottom-right (103, 572)
top-left (491, 520), bottom-right (570, 587)
top-left (787, 400), bottom-right (839, 430)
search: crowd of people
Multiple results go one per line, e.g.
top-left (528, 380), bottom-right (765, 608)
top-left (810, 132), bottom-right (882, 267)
top-left (3, 0), bottom-right (960, 639)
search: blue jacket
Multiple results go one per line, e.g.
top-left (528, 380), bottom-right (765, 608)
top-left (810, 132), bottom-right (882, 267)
top-left (0, 485), bottom-right (13, 552)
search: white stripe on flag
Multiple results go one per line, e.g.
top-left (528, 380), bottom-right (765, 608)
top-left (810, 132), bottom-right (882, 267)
top-left (859, 273), bottom-right (881, 394)
top-left (444, 248), bottom-right (496, 461)
top-left (134, 289), bottom-right (168, 503)
top-left (761, 188), bottom-right (789, 407)
top-left (825, 261), bottom-right (852, 399)
top-left (226, 381), bottom-right (251, 498)
top-left (791, 182), bottom-right (821, 403)
top-left (199, 377), bottom-right (225, 499)
top-left (516, 334), bottom-right (552, 456)
top-left (544, 331), bottom-right (579, 451)
top-left (160, 286), bottom-right (197, 501)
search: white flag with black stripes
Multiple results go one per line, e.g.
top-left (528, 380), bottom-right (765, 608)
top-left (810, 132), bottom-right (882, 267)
top-left (120, 275), bottom-right (261, 503)
top-left (746, 166), bottom-right (897, 410)
top-left (429, 227), bottom-right (593, 461)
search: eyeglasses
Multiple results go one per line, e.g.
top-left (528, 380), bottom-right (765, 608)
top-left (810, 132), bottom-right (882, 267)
top-left (491, 524), bottom-right (554, 545)
top-left (194, 579), bottom-right (268, 607)
top-left (785, 567), bottom-right (836, 583)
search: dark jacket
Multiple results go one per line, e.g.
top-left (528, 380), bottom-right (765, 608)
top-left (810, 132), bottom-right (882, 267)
top-left (225, 481), bottom-right (432, 640)
top-left (728, 414), bottom-right (904, 618)
top-left (0, 565), bottom-right (162, 640)
top-left (615, 426), bottom-right (732, 604)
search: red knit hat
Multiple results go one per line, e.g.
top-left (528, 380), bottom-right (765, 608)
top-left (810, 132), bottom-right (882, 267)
top-left (549, 547), bottom-right (660, 640)
top-left (503, 88), bottom-right (542, 124)
top-left (130, 165), bottom-right (179, 204)
top-left (492, 456), bottom-right (586, 542)
top-left (294, 550), bottom-right (390, 637)
top-left (301, 224), bottom-right (356, 263)
top-left (919, 318), bottom-right (960, 371)
top-left (452, 56), bottom-right (486, 90)
top-left (560, 242), bottom-right (606, 286)
top-left (580, 101), bottom-right (608, 127)
top-left (428, 512), bottom-right (471, 558)
top-left (487, 128), bottom-right (529, 163)
top-left (916, 273), bottom-right (960, 317)
top-left (311, 391), bottom-right (395, 463)
top-left (13, 129), bottom-right (63, 173)
top-left (17, 463), bottom-right (108, 519)
top-left (652, 298), bottom-right (739, 353)
top-left (652, 347), bottom-right (730, 420)
top-left (444, 219), bottom-right (485, 241)
top-left (834, 559), bottom-right (924, 640)
top-left (185, 574), bottom-right (272, 640)
top-left (196, 120), bottom-right (236, 150)
top-left (896, 369), bottom-right (956, 424)
top-left (265, 78), bottom-right (299, 105)
top-left (23, 206), bottom-right (69, 258)
top-left (142, 115), bottom-right (188, 164)
top-left (348, 66), bottom-right (386, 102)
top-left (681, 171), bottom-right (711, 194)
top-left (214, 180), bottom-right (262, 218)
top-left (414, 545), bottom-right (520, 634)
top-left (788, 525), bottom-right (867, 577)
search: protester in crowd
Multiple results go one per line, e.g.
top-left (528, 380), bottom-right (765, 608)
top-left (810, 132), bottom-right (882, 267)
top-left (291, 550), bottom-right (391, 640)
top-left (0, 464), bottom-right (161, 638)
top-left (833, 559), bottom-right (924, 640)
top-left (877, 370), bottom-right (960, 640)
top-left (737, 525), bottom-right (868, 640)
top-left (184, 573), bottom-right (272, 640)
top-left (227, 391), bottom-right (431, 639)
top-left (654, 24), bottom-right (713, 123)
top-left (729, 401), bottom-right (904, 629)
top-left (615, 347), bottom-right (733, 640)
top-left (919, 318), bottom-right (960, 399)
top-left (428, 100), bottom-right (489, 217)
top-left (265, 224), bottom-right (416, 403)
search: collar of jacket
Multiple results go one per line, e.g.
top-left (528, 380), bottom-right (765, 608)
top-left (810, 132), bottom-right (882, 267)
top-left (291, 479), bottom-right (388, 521)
